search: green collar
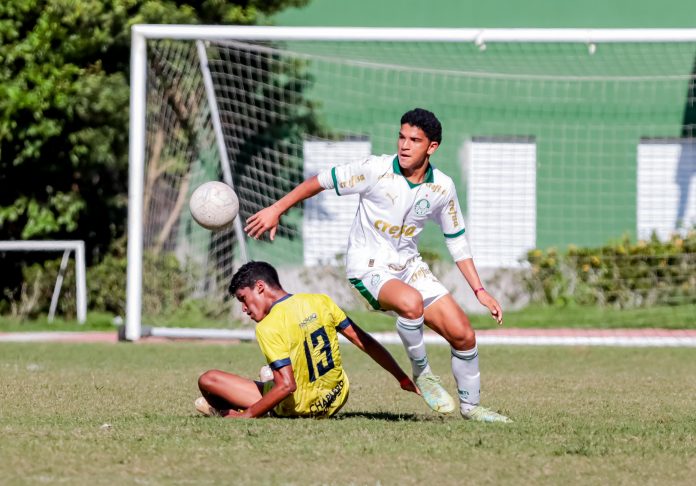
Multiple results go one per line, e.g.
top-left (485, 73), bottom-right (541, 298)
top-left (392, 155), bottom-right (434, 189)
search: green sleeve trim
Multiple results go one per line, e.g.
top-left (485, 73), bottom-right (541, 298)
top-left (444, 228), bottom-right (466, 238)
top-left (331, 167), bottom-right (340, 196)
top-left (348, 278), bottom-right (381, 310)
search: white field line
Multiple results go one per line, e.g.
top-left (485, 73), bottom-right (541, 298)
top-left (363, 332), bottom-right (696, 348)
top-left (146, 327), bottom-right (696, 347)
top-left (1, 329), bottom-right (695, 347)
top-left (0, 331), bottom-right (115, 343)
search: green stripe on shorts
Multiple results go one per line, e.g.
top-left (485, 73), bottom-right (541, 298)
top-left (349, 278), bottom-right (381, 310)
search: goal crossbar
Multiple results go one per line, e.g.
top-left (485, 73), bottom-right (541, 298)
top-left (132, 25), bottom-right (696, 43)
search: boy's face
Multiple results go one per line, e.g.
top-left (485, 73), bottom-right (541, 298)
top-left (234, 281), bottom-right (272, 322)
top-left (397, 123), bottom-right (439, 170)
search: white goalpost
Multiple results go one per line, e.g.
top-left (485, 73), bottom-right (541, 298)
top-left (125, 26), bottom-right (696, 341)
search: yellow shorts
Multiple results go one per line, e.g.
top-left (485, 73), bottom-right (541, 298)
top-left (261, 380), bottom-right (349, 418)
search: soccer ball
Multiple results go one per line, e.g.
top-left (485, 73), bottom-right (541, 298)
top-left (259, 365), bottom-right (273, 382)
top-left (189, 181), bottom-right (239, 230)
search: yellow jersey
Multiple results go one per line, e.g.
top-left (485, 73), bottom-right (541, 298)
top-left (255, 293), bottom-right (351, 418)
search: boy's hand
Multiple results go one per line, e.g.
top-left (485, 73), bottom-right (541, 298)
top-left (245, 206), bottom-right (281, 240)
top-left (477, 290), bottom-right (504, 325)
top-left (399, 376), bottom-right (421, 395)
top-left (222, 409), bottom-right (247, 419)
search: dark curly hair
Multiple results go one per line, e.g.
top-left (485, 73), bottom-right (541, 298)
top-left (401, 108), bottom-right (442, 144)
top-left (228, 261), bottom-right (282, 295)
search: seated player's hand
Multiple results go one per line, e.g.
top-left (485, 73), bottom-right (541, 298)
top-left (245, 206), bottom-right (281, 240)
top-left (221, 409), bottom-right (246, 419)
top-left (399, 376), bottom-right (421, 395)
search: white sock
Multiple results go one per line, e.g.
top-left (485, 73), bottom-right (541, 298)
top-left (396, 315), bottom-right (431, 377)
top-left (451, 345), bottom-right (480, 413)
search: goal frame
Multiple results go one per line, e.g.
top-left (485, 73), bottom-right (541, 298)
top-left (0, 240), bottom-right (87, 323)
top-left (126, 26), bottom-right (696, 341)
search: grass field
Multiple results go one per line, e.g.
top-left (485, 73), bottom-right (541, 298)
top-left (2, 342), bottom-right (695, 485)
top-left (2, 303), bottom-right (696, 333)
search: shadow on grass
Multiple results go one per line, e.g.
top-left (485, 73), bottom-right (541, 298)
top-left (191, 412), bottom-right (431, 422)
top-left (337, 411), bottom-right (438, 422)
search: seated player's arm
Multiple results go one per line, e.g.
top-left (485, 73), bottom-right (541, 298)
top-left (339, 321), bottom-right (419, 395)
top-left (230, 365), bottom-right (297, 419)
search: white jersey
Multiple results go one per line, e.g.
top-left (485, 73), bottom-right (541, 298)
top-left (317, 154), bottom-right (472, 278)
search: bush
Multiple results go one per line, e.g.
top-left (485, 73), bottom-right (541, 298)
top-left (525, 230), bottom-right (696, 308)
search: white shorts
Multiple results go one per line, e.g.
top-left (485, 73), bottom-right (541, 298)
top-left (348, 257), bottom-right (449, 311)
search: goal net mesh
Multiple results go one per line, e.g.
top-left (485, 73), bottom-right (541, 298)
top-left (139, 36), bottom-right (696, 323)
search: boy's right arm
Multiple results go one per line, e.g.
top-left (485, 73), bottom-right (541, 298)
top-left (224, 365), bottom-right (297, 419)
top-left (245, 175), bottom-right (324, 240)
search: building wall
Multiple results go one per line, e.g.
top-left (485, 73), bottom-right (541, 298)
top-left (263, 1), bottom-right (696, 262)
top-left (273, 0), bottom-right (696, 28)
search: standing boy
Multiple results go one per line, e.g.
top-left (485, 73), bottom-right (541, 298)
top-left (245, 108), bottom-right (511, 422)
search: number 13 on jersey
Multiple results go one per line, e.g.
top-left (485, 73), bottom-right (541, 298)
top-left (303, 326), bottom-right (335, 382)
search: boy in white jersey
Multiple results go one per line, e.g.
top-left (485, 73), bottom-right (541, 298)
top-left (246, 108), bottom-right (511, 422)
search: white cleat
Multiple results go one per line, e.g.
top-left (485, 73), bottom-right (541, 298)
top-left (194, 396), bottom-right (221, 417)
top-left (461, 405), bottom-right (512, 423)
top-left (415, 372), bottom-right (456, 414)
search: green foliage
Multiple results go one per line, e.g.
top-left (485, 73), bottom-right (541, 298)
top-left (141, 250), bottom-right (191, 317)
top-left (0, 193), bottom-right (85, 238)
top-left (0, 0), bottom-right (311, 239)
top-left (1, 1), bottom-right (131, 243)
top-left (525, 230), bottom-right (696, 308)
top-left (86, 245), bottom-right (128, 316)
top-left (0, 0), bottom-right (310, 311)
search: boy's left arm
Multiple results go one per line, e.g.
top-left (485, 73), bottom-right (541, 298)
top-left (339, 322), bottom-right (420, 395)
top-left (434, 186), bottom-right (503, 325)
top-left (456, 258), bottom-right (503, 325)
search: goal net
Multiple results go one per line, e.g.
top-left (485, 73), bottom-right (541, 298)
top-left (126, 27), bottom-right (696, 340)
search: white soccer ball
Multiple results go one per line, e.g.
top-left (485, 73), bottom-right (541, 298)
top-left (189, 181), bottom-right (239, 230)
top-left (259, 365), bottom-right (273, 382)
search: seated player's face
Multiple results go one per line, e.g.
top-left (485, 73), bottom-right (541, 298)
top-left (235, 283), bottom-right (270, 322)
top-left (397, 123), bottom-right (439, 170)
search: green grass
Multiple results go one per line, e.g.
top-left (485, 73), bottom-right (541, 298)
top-left (0, 312), bottom-right (117, 332)
top-left (3, 303), bottom-right (696, 333)
top-left (346, 303), bottom-right (696, 332)
top-left (1, 342), bottom-right (695, 484)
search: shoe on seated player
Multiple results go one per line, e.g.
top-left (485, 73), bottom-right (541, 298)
top-left (415, 372), bottom-right (456, 414)
top-left (461, 405), bottom-right (512, 423)
top-left (194, 396), bottom-right (221, 417)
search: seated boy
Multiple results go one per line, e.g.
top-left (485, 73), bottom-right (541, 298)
top-left (196, 261), bottom-right (419, 418)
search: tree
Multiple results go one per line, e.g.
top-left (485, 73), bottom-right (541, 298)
top-left (0, 0), bottom-right (309, 307)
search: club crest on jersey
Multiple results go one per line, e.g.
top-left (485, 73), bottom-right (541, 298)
top-left (414, 198), bottom-right (431, 216)
top-left (370, 273), bottom-right (381, 287)
top-left (299, 313), bottom-right (318, 328)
